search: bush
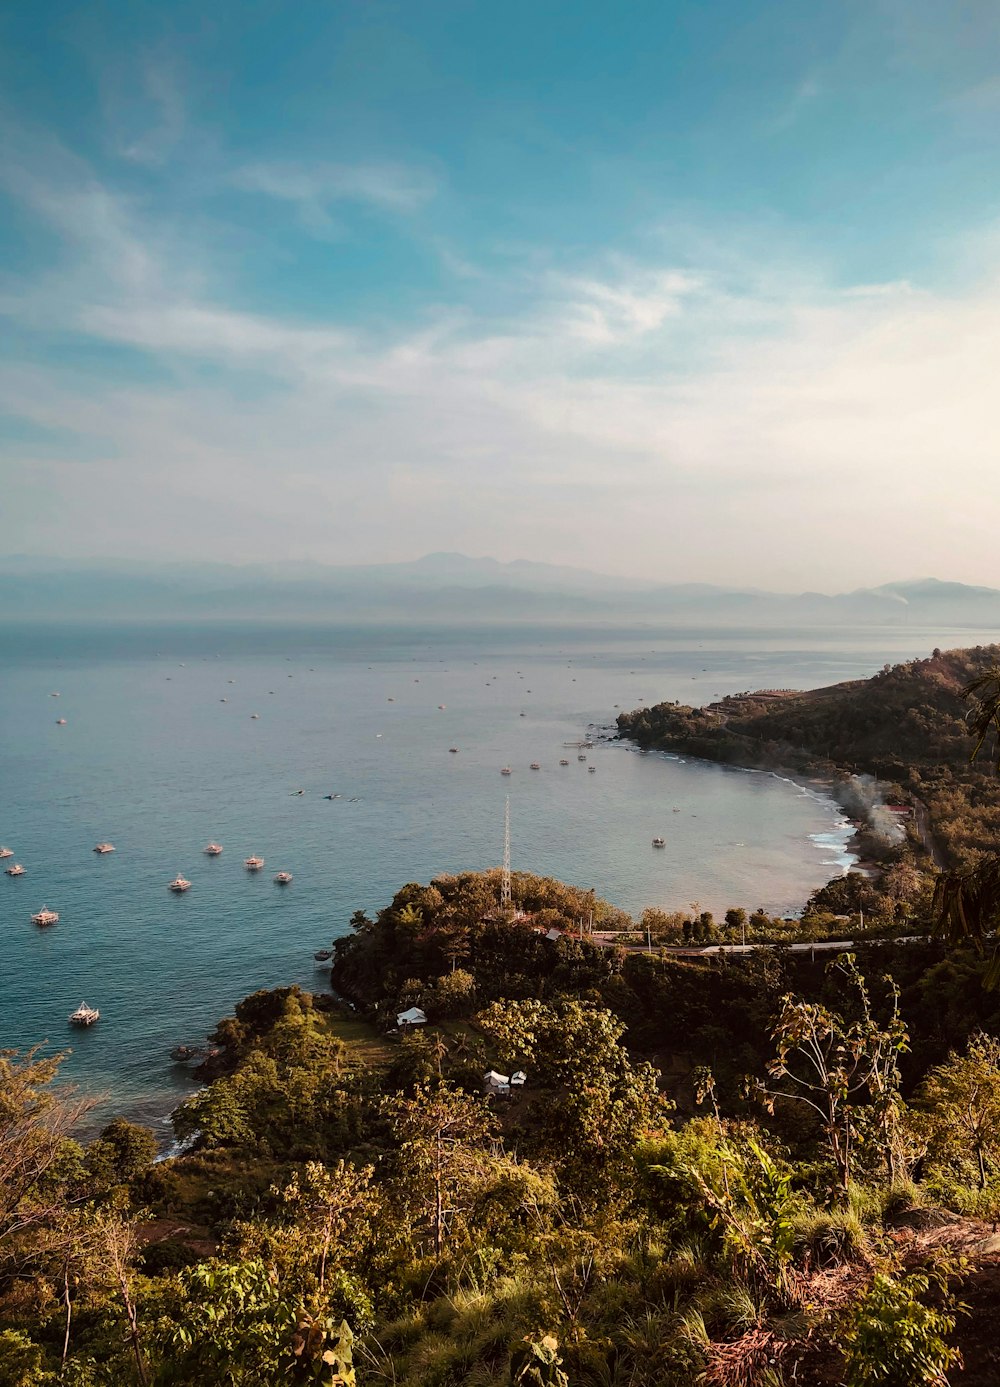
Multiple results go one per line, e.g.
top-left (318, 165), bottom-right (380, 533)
top-left (843, 1270), bottom-right (961, 1386)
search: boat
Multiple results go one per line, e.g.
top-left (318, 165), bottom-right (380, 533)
top-left (578, 754), bottom-right (587, 762)
top-left (273, 871), bottom-right (293, 884)
top-left (0, 847), bottom-right (12, 859)
top-left (530, 762), bottom-right (541, 770)
top-left (168, 875), bottom-right (191, 892)
top-left (203, 843), bottom-right (223, 855)
top-left (559, 759), bottom-right (569, 766)
top-left (56, 718), bottom-right (67, 725)
top-left (449, 747), bottom-right (459, 753)
top-left (244, 856), bottom-right (264, 870)
top-left (588, 766), bottom-right (597, 773)
top-left (313, 948), bottom-right (332, 962)
top-left (170, 1044), bottom-right (204, 1062)
top-left (69, 1002), bottom-right (99, 1027)
top-left (93, 843), bottom-right (115, 854)
top-left (5, 863), bottom-right (25, 876)
top-left (250, 713), bottom-right (260, 719)
top-left (31, 907), bottom-right (59, 926)
top-left (652, 837), bottom-right (666, 848)
top-left (500, 767), bottom-right (512, 776)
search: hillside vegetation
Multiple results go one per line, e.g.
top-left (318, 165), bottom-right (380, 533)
top-left (617, 644), bottom-right (1000, 872)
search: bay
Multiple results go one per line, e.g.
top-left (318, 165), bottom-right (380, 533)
top-left (0, 620), bottom-right (989, 1126)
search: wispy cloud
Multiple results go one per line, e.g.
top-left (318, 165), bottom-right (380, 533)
top-left (231, 160), bottom-right (438, 235)
top-left (3, 132), bottom-right (1000, 584)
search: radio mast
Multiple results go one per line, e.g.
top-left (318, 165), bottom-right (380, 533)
top-left (501, 795), bottom-right (512, 911)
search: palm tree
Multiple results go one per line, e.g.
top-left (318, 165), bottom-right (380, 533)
top-left (932, 665), bottom-right (1000, 985)
top-left (962, 664), bottom-right (1000, 772)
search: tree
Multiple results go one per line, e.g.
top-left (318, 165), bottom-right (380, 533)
top-left (932, 666), bottom-right (1000, 983)
top-left (476, 999), bottom-right (668, 1188)
top-left (382, 1083), bottom-right (496, 1258)
top-left (0, 1048), bottom-right (92, 1276)
top-left (751, 956), bottom-right (908, 1191)
top-left (910, 1031), bottom-right (1000, 1189)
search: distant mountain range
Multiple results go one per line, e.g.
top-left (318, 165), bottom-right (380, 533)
top-left (1, 554), bottom-right (999, 628)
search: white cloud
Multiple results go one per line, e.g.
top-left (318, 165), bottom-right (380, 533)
top-left (3, 136), bottom-right (1000, 586)
top-left (231, 160), bottom-right (438, 234)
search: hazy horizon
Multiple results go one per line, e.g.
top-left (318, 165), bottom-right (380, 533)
top-left (3, 4), bottom-right (1000, 588)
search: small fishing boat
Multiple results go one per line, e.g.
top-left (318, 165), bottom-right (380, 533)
top-left (93, 843), bottom-right (115, 854)
top-left (244, 856), bottom-right (264, 870)
top-left (69, 1002), bottom-right (99, 1027)
top-left (530, 762), bottom-right (541, 770)
top-left (56, 718), bottom-right (67, 725)
top-left (652, 837), bottom-right (666, 848)
top-left (5, 863), bottom-right (25, 877)
top-left (588, 766), bottom-right (597, 773)
top-left (273, 871), bottom-right (293, 885)
top-left (449, 747), bottom-right (459, 753)
top-left (50, 692), bottom-right (60, 697)
top-left (203, 843), bottom-right (223, 855)
top-left (559, 759), bottom-right (569, 766)
top-left (31, 907), bottom-right (59, 926)
top-left (500, 767), bottom-right (512, 776)
top-left (168, 875), bottom-right (191, 892)
top-left (0, 847), bottom-right (12, 859)
top-left (578, 754), bottom-right (587, 762)
top-left (313, 949), bottom-right (333, 962)
top-left (170, 1044), bottom-right (204, 1062)
top-left (250, 713), bottom-right (260, 719)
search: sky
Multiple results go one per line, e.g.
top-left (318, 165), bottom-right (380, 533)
top-left (1, 0), bottom-right (1000, 590)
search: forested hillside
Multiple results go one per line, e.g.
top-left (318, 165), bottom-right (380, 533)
top-left (8, 867), bottom-right (1000, 1384)
top-left (617, 644), bottom-right (1000, 871)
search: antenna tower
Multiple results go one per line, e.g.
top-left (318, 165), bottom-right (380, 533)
top-left (501, 795), bottom-right (512, 910)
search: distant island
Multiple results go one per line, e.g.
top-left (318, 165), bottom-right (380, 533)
top-left (4, 552), bottom-right (1000, 626)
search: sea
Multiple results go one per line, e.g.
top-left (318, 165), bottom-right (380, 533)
top-left (0, 620), bottom-right (993, 1132)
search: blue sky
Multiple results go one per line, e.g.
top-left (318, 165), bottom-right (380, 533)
top-left (2, 0), bottom-right (1000, 586)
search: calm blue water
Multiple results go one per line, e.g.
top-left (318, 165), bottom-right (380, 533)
top-left (0, 621), bottom-right (990, 1126)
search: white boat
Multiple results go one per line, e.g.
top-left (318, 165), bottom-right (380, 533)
top-left (5, 863), bottom-right (25, 877)
top-left (500, 767), bottom-right (512, 776)
top-left (93, 843), bottom-right (115, 854)
top-left (273, 871), bottom-right (293, 885)
top-left (31, 907), bottom-right (59, 926)
top-left (244, 856), bottom-right (264, 870)
top-left (56, 718), bottom-right (67, 725)
top-left (652, 837), bottom-right (666, 848)
top-left (0, 847), bottom-right (12, 859)
top-left (69, 1002), bottom-right (99, 1027)
top-left (168, 875), bottom-right (191, 892)
top-left (530, 762), bottom-right (541, 770)
top-left (203, 843), bottom-right (223, 856)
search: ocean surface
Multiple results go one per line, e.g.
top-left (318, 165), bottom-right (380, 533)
top-left (1, 620), bottom-right (992, 1130)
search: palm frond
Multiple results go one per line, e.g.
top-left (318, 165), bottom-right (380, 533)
top-left (932, 854), bottom-right (1000, 987)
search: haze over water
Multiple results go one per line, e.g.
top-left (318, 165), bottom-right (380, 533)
top-left (0, 621), bottom-right (989, 1128)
